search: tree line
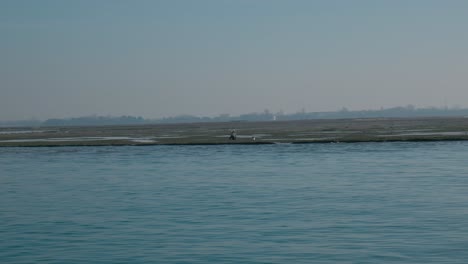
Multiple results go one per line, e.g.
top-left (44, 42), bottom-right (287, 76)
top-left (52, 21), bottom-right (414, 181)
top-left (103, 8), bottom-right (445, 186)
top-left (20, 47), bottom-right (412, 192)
top-left (2, 105), bottom-right (468, 127)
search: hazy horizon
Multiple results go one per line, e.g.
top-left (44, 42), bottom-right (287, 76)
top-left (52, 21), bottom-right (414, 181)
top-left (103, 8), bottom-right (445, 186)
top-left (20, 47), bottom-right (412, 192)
top-left (2, 0), bottom-right (468, 121)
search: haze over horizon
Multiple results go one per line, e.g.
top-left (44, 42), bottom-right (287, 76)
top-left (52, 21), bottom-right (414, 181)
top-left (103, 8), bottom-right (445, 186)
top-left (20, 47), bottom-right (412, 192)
top-left (2, 0), bottom-right (468, 121)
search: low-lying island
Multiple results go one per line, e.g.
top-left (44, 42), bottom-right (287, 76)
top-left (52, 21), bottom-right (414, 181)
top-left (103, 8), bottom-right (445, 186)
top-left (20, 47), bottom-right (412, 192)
top-left (1, 117), bottom-right (468, 147)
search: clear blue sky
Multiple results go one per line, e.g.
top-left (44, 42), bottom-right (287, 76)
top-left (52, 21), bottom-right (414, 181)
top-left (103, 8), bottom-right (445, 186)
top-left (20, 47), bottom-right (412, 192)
top-left (2, 0), bottom-right (468, 120)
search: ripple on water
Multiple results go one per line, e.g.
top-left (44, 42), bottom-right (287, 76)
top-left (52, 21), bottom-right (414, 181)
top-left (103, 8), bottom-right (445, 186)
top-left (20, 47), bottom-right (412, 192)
top-left (2, 142), bottom-right (468, 263)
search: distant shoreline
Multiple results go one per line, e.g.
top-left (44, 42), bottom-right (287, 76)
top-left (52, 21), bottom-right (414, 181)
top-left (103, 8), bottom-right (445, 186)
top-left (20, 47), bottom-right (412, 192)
top-left (4, 106), bottom-right (468, 128)
top-left (1, 117), bottom-right (468, 147)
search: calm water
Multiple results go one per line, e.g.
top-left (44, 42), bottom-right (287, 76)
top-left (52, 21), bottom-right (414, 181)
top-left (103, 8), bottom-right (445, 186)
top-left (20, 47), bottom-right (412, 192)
top-left (2, 142), bottom-right (468, 263)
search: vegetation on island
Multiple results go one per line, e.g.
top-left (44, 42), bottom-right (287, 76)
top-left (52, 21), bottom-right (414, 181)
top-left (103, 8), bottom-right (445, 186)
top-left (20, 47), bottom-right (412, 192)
top-left (2, 105), bottom-right (468, 127)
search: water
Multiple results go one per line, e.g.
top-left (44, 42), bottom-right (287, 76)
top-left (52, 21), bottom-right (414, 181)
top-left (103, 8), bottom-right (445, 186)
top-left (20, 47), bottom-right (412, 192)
top-left (1, 141), bottom-right (468, 263)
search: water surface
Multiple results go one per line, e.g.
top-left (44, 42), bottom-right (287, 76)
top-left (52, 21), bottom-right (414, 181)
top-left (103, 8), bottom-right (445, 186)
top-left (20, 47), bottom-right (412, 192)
top-left (1, 142), bottom-right (468, 263)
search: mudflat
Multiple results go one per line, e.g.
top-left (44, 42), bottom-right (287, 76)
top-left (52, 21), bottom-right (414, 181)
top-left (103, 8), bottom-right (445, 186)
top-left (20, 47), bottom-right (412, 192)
top-left (1, 117), bottom-right (468, 147)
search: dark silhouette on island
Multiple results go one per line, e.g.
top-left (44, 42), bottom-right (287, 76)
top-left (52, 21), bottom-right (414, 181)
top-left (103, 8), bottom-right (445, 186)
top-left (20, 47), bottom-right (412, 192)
top-left (2, 105), bottom-right (468, 127)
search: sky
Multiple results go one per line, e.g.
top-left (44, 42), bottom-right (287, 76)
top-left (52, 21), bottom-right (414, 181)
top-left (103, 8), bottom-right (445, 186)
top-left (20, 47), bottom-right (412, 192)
top-left (2, 0), bottom-right (468, 121)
